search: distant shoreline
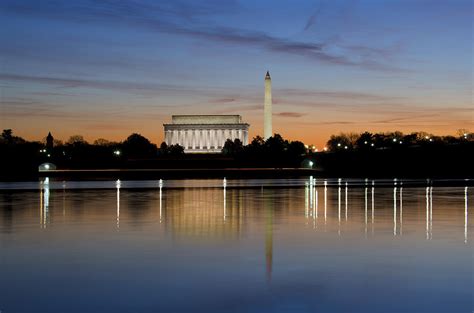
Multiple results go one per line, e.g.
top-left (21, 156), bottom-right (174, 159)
top-left (34, 168), bottom-right (320, 180)
top-left (0, 167), bottom-right (463, 182)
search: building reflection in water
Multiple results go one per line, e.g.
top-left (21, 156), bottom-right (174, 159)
top-left (116, 179), bottom-right (121, 229)
top-left (400, 184), bottom-right (403, 235)
top-left (345, 182), bottom-right (348, 221)
top-left (465, 187), bottom-right (468, 243)
top-left (159, 179), bottom-right (163, 223)
top-left (315, 187), bottom-right (319, 228)
top-left (223, 178), bottom-right (227, 221)
top-left (324, 180), bottom-right (327, 225)
top-left (62, 181), bottom-right (66, 217)
top-left (365, 184), bottom-right (368, 236)
top-left (338, 179), bottom-right (341, 235)
top-left (371, 181), bottom-right (375, 235)
top-left (305, 177), bottom-right (317, 228)
top-left (393, 183), bottom-right (397, 236)
top-left (264, 188), bottom-right (274, 283)
top-left (40, 177), bottom-right (50, 228)
top-left (425, 186), bottom-right (433, 240)
top-left (162, 186), bottom-right (242, 240)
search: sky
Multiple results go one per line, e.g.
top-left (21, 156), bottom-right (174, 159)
top-left (0, 0), bottom-right (472, 148)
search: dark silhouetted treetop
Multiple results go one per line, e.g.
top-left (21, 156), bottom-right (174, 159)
top-left (67, 135), bottom-right (88, 146)
top-left (122, 133), bottom-right (157, 158)
top-left (158, 141), bottom-right (184, 156)
top-left (1, 129), bottom-right (27, 145)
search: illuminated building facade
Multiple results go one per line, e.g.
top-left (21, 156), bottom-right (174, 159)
top-left (163, 115), bottom-right (249, 153)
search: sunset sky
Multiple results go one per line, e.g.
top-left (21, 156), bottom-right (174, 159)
top-left (1, 0), bottom-right (472, 148)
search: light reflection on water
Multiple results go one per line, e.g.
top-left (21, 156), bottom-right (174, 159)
top-left (0, 178), bottom-right (472, 313)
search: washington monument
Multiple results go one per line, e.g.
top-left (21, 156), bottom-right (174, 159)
top-left (264, 71), bottom-right (272, 139)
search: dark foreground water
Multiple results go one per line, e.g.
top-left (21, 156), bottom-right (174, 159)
top-left (0, 178), bottom-right (472, 313)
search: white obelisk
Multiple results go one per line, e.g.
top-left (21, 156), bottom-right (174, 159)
top-left (264, 71), bottom-right (272, 139)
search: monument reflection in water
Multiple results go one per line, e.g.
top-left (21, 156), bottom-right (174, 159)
top-left (0, 178), bottom-right (472, 313)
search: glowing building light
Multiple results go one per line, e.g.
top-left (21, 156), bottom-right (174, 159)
top-left (344, 146), bottom-right (348, 149)
top-left (337, 143), bottom-right (341, 147)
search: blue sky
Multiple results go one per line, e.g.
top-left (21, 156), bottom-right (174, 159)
top-left (0, 0), bottom-right (472, 146)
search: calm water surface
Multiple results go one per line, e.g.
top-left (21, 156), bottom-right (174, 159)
top-left (0, 178), bottom-right (472, 313)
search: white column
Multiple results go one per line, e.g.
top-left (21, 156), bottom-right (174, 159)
top-left (184, 130), bottom-right (188, 149)
top-left (195, 130), bottom-right (199, 150)
top-left (212, 129), bottom-right (217, 149)
top-left (199, 130), bottom-right (203, 150)
top-left (187, 130), bottom-right (191, 149)
top-left (193, 129), bottom-right (199, 149)
top-left (173, 130), bottom-right (178, 145)
top-left (209, 130), bottom-right (213, 149)
top-left (221, 129), bottom-right (225, 148)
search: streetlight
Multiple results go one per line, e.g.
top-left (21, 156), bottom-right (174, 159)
top-left (114, 150), bottom-right (121, 156)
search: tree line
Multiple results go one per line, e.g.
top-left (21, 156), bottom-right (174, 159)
top-left (325, 130), bottom-right (472, 151)
top-left (0, 128), bottom-right (472, 177)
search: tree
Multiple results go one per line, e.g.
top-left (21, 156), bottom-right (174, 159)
top-left (1, 129), bottom-right (13, 143)
top-left (122, 133), bottom-right (157, 158)
top-left (168, 144), bottom-right (184, 156)
top-left (0, 129), bottom-right (26, 145)
top-left (250, 136), bottom-right (265, 147)
top-left (222, 138), bottom-right (243, 156)
top-left (265, 134), bottom-right (287, 156)
top-left (67, 135), bottom-right (87, 145)
top-left (356, 132), bottom-right (374, 148)
top-left (93, 138), bottom-right (111, 146)
top-left (327, 133), bottom-right (352, 151)
top-left (287, 140), bottom-right (306, 157)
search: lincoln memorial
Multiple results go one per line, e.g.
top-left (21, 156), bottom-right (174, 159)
top-left (163, 115), bottom-right (250, 153)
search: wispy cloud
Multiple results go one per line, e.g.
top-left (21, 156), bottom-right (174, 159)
top-left (0, 73), bottom-right (223, 97)
top-left (276, 88), bottom-right (402, 102)
top-left (275, 112), bottom-right (305, 118)
top-left (0, 0), bottom-right (404, 71)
